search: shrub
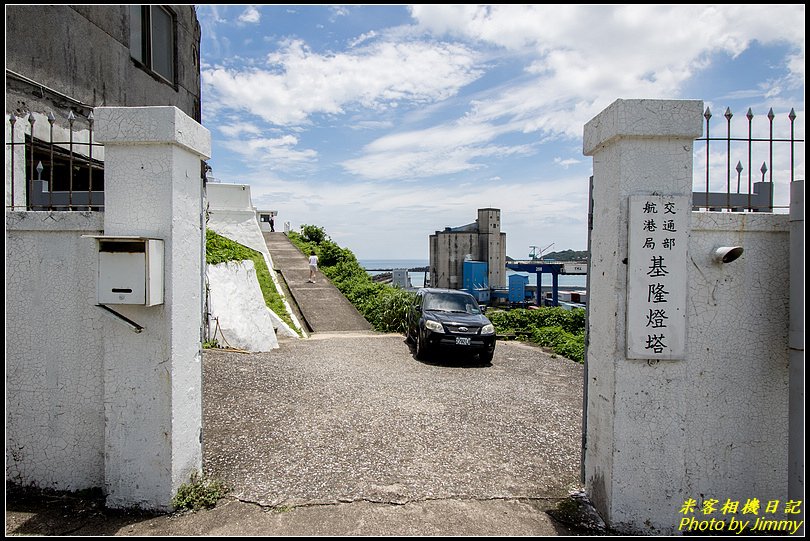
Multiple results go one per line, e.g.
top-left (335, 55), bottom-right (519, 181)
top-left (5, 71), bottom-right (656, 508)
top-left (490, 307), bottom-right (585, 363)
top-left (171, 472), bottom-right (228, 511)
top-left (365, 286), bottom-right (416, 333)
top-left (300, 224), bottom-right (328, 244)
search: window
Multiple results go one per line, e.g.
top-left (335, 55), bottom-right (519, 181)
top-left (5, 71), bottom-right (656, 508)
top-left (130, 5), bottom-right (176, 84)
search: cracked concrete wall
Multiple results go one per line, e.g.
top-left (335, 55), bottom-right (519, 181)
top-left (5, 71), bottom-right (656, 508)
top-left (5, 211), bottom-right (105, 490)
top-left (583, 99), bottom-right (701, 532)
top-left (207, 260), bottom-right (280, 351)
top-left (583, 99), bottom-right (790, 534)
top-left (684, 213), bottom-right (789, 502)
top-left (94, 106), bottom-right (210, 510)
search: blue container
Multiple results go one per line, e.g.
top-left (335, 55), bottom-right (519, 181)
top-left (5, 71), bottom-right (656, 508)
top-left (462, 260), bottom-right (487, 290)
top-left (508, 274), bottom-right (530, 303)
top-left (462, 260), bottom-right (489, 302)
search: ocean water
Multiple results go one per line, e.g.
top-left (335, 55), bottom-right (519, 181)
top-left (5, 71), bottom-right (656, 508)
top-left (360, 259), bottom-right (587, 290)
top-left (360, 259), bottom-right (429, 288)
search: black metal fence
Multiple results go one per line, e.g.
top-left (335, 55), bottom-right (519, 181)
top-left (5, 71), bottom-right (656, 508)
top-left (693, 106), bottom-right (803, 212)
top-left (7, 111), bottom-right (104, 211)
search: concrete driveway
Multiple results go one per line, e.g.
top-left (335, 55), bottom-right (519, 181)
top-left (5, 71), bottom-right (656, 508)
top-left (6, 332), bottom-right (588, 536)
top-left (203, 332), bottom-right (584, 512)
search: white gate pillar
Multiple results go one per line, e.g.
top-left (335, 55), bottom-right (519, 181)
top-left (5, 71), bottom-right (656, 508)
top-left (582, 99), bottom-right (703, 532)
top-left (94, 106), bottom-right (210, 510)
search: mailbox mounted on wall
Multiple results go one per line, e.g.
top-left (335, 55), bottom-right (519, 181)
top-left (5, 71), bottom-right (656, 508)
top-left (85, 236), bottom-right (164, 306)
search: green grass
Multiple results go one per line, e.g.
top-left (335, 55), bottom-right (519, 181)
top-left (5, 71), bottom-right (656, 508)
top-left (171, 472), bottom-right (228, 511)
top-left (206, 229), bottom-right (299, 334)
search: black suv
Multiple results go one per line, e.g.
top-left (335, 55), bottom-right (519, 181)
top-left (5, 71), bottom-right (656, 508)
top-left (406, 288), bottom-right (496, 364)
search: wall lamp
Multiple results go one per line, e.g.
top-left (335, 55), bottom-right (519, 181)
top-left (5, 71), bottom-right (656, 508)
top-left (712, 246), bottom-right (744, 264)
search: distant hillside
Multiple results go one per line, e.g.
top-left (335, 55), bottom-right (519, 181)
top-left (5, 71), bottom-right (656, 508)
top-left (543, 249), bottom-right (588, 261)
top-left (507, 250), bottom-right (589, 262)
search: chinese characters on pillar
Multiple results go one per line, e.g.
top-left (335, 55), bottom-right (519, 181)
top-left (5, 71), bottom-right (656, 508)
top-left (627, 195), bottom-right (689, 360)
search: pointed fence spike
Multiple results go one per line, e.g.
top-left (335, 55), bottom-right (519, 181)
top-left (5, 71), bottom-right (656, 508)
top-left (724, 107), bottom-right (733, 120)
top-left (87, 110), bottom-right (94, 123)
top-left (9, 112), bottom-right (17, 124)
top-left (28, 112), bottom-right (36, 124)
top-left (767, 108), bottom-right (775, 120)
top-left (789, 108), bottom-right (796, 121)
top-left (746, 108), bottom-right (753, 120)
top-left (736, 161), bottom-right (743, 174)
top-left (67, 110), bottom-right (76, 122)
top-left (760, 162), bottom-right (768, 175)
top-left (704, 106), bottom-right (712, 119)
top-left (47, 111), bottom-right (56, 123)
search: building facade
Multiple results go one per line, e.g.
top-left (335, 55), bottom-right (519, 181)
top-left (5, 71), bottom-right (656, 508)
top-left (429, 208), bottom-right (507, 290)
top-left (6, 5), bottom-right (201, 123)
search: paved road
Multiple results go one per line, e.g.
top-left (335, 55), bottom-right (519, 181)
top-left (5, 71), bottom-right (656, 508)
top-left (203, 333), bottom-right (584, 509)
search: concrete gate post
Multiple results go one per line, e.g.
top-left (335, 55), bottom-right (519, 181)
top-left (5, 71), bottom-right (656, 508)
top-left (582, 99), bottom-right (703, 533)
top-left (94, 106), bottom-right (211, 510)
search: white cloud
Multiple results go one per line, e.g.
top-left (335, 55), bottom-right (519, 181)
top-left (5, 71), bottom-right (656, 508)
top-left (554, 157), bottom-right (580, 169)
top-left (348, 120), bottom-right (395, 131)
top-left (408, 4), bottom-right (805, 139)
top-left (203, 39), bottom-right (483, 126)
top-left (237, 6), bottom-right (260, 24)
top-left (221, 135), bottom-right (318, 171)
top-left (329, 4), bottom-right (805, 182)
top-left (348, 30), bottom-right (378, 49)
top-left (219, 122), bottom-right (263, 138)
top-left (330, 6), bottom-right (349, 18)
top-left (341, 119), bottom-right (538, 180)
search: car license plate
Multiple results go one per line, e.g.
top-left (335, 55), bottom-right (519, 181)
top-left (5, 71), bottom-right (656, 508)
top-left (456, 337), bottom-right (471, 346)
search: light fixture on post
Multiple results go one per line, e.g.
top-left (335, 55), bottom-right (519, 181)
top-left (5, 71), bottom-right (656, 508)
top-left (712, 246), bottom-right (744, 264)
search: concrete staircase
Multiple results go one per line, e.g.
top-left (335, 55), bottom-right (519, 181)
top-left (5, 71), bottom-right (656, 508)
top-left (263, 232), bottom-right (372, 333)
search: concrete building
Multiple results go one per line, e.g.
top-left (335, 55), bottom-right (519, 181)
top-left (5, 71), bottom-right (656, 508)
top-left (6, 5), bottom-right (202, 123)
top-left (429, 208), bottom-right (506, 290)
top-left (5, 5), bottom-right (202, 212)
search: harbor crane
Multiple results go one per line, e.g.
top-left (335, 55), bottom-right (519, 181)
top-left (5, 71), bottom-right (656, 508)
top-left (529, 243), bottom-right (554, 260)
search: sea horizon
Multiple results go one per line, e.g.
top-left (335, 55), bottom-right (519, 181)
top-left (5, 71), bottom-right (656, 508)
top-left (359, 258), bottom-right (428, 270)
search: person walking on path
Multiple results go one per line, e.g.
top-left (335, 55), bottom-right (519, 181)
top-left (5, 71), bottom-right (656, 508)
top-left (308, 251), bottom-right (318, 283)
top-left (269, 215), bottom-right (275, 232)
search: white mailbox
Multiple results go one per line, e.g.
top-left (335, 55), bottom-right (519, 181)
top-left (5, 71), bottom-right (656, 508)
top-left (88, 236), bottom-right (164, 306)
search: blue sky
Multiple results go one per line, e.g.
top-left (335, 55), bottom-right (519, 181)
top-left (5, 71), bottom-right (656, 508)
top-left (197, 4), bottom-right (805, 260)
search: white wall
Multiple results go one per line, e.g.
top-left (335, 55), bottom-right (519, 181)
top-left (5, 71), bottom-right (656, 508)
top-left (207, 260), bottom-right (280, 351)
top-left (206, 183), bottom-right (302, 337)
top-left (5, 211), bottom-right (105, 490)
top-left (684, 213), bottom-right (789, 499)
top-left (206, 182), bottom-right (253, 211)
top-left (583, 99), bottom-right (791, 534)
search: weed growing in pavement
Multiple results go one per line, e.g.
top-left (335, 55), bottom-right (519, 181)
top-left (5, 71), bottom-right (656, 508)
top-left (171, 472), bottom-right (228, 512)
